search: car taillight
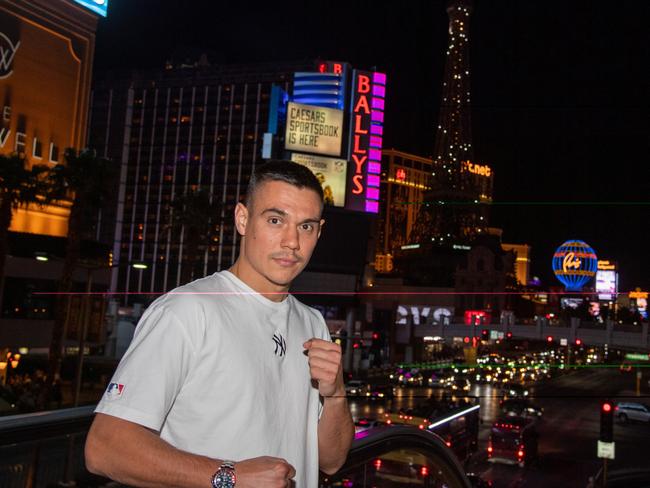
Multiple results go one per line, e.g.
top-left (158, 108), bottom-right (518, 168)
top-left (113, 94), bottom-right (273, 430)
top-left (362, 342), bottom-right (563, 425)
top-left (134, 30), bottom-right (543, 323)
top-left (487, 446), bottom-right (493, 454)
top-left (518, 450), bottom-right (524, 458)
top-left (421, 466), bottom-right (429, 476)
top-left (374, 459), bottom-right (382, 469)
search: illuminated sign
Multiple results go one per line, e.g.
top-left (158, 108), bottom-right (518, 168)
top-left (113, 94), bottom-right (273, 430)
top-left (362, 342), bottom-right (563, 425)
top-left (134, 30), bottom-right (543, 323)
top-left (597, 260), bottom-right (616, 270)
top-left (285, 102), bottom-right (343, 156)
top-left (293, 70), bottom-right (347, 110)
top-left (462, 161), bottom-right (492, 177)
top-left (0, 32), bottom-right (20, 79)
top-left (73, 0), bottom-right (109, 17)
top-left (552, 240), bottom-right (597, 291)
top-left (396, 168), bottom-right (406, 181)
top-left (345, 70), bottom-right (386, 214)
top-left (290, 153), bottom-right (347, 207)
top-left (629, 289), bottom-right (648, 300)
top-left (596, 269), bottom-right (617, 300)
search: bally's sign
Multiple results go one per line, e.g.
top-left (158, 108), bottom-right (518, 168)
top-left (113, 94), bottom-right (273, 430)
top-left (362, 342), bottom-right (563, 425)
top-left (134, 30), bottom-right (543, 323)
top-left (285, 102), bottom-right (343, 157)
top-left (0, 32), bottom-right (20, 80)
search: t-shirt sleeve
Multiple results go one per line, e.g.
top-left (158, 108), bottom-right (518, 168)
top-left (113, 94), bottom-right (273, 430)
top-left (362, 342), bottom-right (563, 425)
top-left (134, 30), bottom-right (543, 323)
top-left (95, 305), bottom-right (197, 431)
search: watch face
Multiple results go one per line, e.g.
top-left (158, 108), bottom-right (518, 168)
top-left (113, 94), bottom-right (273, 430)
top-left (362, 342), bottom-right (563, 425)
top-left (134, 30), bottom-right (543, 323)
top-left (213, 469), bottom-right (235, 488)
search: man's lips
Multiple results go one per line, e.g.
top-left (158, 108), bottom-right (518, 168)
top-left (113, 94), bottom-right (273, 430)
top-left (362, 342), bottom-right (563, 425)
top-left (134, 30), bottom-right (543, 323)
top-left (273, 257), bottom-right (300, 266)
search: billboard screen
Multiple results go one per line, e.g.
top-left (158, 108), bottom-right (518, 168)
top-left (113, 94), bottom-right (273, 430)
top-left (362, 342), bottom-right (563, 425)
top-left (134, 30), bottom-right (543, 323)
top-left (73, 0), bottom-right (109, 17)
top-left (596, 269), bottom-right (617, 300)
top-left (285, 102), bottom-right (343, 157)
top-left (290, 153), bottom-right (348, 207)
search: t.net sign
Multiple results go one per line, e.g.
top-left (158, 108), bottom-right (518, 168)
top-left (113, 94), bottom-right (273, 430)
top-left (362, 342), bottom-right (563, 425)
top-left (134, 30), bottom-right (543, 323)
top-left (73, 0), bottom-right (108, 17)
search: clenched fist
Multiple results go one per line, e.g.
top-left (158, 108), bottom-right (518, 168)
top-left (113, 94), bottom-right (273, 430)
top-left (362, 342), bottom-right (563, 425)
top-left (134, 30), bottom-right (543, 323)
top-left (303, 338), bottom-right (345, 398)
top-left (234, 456), bottom-right (295, 488)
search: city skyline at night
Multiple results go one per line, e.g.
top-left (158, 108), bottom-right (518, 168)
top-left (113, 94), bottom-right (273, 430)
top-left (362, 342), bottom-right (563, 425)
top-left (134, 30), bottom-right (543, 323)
top-left (92, 1), bottom-right (648, 291)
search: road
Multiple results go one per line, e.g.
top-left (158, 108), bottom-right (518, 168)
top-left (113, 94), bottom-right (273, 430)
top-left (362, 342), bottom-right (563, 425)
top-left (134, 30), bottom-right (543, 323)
top-left (349, 367), bottom-right (649, 487)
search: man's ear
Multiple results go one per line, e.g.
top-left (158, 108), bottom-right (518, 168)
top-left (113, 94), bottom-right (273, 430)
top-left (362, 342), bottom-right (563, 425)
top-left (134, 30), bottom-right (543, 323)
top-left (234, 202), bottom-right (249, 236)
top-left (317, 219), bottom-right (325, 239)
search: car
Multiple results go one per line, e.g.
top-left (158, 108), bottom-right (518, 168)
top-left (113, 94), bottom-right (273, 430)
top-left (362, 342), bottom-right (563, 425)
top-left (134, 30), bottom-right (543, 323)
top-left (367, 384), bottom-right (395, 400)
top-left (396, 370), bottom-right (424, 387)
top-left (488, 416), bottom-right (539, 467)
top-left (500, 399), bottom-right (543, 420)
top-left (428, 371), bottom-right (451, 387)
top-left (345, 380), bottom-right (369, 397)
top-left (448, 378), bottom-right (471, 392)
top-left (615, 402), bottom-right (650, 423)
top-left (502, 384), bottom-right (529, 400)
top-left (354, 417), bottom-right (383, 433)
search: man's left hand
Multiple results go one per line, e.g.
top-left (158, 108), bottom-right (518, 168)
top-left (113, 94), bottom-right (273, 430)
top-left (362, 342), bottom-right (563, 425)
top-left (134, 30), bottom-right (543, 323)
top-left (303, 339), bottom-right (345, 398)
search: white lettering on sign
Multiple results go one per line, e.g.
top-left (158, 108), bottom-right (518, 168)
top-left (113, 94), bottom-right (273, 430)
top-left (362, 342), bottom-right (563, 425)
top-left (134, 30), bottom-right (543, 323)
top-left (0, 32), bottom-right (20, 80)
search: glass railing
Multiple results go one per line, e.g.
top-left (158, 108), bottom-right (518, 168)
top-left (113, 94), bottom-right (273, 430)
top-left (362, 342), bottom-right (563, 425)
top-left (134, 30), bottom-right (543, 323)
top-left (1, 408), bottom-right (472, 488)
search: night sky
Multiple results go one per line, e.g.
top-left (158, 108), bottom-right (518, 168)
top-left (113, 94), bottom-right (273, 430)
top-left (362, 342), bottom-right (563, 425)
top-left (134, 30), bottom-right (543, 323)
top-left (94, 0), bottom-right (649, 290)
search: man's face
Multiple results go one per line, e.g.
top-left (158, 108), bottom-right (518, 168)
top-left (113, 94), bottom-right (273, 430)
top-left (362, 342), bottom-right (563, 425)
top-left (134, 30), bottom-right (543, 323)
top-left (234, 180), bottom-right (324, 295)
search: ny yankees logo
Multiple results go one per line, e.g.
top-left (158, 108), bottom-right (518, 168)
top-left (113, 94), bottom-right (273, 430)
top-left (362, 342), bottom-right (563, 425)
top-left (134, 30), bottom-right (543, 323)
top-left (0, 33), bottom-right (20, 80)
top-left (272, 333), bottom-right (286, 357)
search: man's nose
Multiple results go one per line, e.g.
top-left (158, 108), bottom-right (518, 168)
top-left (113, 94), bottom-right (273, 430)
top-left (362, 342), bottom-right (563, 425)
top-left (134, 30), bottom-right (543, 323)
top-left (281, 225), bottom-right (300, 251)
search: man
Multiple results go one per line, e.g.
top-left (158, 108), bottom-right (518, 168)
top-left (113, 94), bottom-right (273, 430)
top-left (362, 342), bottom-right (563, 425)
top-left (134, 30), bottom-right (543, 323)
top-left (85, 160), bottom-right (355, 487)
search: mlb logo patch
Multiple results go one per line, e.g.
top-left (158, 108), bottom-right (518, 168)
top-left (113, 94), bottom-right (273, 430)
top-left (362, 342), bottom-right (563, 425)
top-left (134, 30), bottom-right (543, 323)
top-left (106, 382), bottom-right (125, 399)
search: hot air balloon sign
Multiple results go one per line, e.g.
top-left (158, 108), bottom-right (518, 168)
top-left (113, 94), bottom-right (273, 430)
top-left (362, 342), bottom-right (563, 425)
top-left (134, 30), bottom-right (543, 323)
top-left (552, 240), bottom-right (598, 291)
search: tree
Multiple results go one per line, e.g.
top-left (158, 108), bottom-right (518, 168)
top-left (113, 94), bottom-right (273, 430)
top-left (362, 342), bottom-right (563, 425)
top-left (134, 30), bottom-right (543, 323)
top-left (0, 153), bottom-right (50, 310)
top-left (169, 187), bottom-right (222, 285)
top-left (46, 148), bottom-right (119, 387)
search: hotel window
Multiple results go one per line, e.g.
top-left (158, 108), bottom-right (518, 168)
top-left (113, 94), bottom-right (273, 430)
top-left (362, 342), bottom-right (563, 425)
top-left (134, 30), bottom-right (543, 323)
top-left (32, 138), bottom-right (43, 159)
top-left (49, 143), bottom-right (59, 163)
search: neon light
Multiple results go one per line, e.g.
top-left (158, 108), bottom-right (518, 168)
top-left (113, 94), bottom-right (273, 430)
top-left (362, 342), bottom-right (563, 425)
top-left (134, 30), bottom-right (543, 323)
top-left (428, 405), bottom-right (480, 430)
top-left (368, 162), bottom-right (381, 174)
top-left (371, 110), bottom-right (384, 123)
top-left (370, 136), bottom-right (382, 148)
top-left (73, 0), bottom-right (108, 16)
top-left (367, 175), bottom-right (380, 187)
top-left (373, 85), bottom-right (386, 98)
top-left (365, 200), bottom-right (379, 213)
top-left (370, 125), bottom-right (383, 135)
top-left (369, 149), bottom-right (382, 161)
top-left (366, 187), bottom-right (379, 200)
top-left (396, 168), bottom-right (406, 181)
top-left (373, 72), bottom-right (387, 85)
top-left (371, 98), bottom-right (385, 110)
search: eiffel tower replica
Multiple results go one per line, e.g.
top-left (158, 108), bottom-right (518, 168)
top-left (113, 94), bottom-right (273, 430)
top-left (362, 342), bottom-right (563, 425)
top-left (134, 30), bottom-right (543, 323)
top-left (410, 0), bottom-right (492, 247)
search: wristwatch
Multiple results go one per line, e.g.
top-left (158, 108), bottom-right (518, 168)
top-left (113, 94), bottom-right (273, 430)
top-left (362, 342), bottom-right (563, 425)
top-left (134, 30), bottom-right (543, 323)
top-left (211, 460), bottom-right (236, 488)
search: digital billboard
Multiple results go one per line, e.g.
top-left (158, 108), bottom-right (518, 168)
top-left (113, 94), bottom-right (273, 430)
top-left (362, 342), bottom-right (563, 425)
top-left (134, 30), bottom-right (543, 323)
top-left (345, 70), bottom-right (386, 214)
top-left (285, 102), bottom-right (343, 157)
top-left (596, 269), bottom-right (617, 300)
top-left (290, 153), bottom-right (347, 207)
top-left (73, 0), bottom-right (109, 17)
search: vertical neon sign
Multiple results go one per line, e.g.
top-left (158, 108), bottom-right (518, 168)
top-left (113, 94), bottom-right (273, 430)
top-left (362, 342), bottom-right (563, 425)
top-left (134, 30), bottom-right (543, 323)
top-left (345, 70), bottom-right (386, 213)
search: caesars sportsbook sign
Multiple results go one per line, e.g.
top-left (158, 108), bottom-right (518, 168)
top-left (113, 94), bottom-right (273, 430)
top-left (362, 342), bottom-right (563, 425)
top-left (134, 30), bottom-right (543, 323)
top-left (285, 102), bottom-right (343, 157)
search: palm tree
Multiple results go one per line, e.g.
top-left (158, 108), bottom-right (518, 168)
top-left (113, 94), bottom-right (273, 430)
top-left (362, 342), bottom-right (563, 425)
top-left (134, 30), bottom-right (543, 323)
top-left (0, 153), bottom-right (50, 310)
top-left (46, 148), bottom-right (119, 386)
top-left (169, 187), bottom-right (222, 285)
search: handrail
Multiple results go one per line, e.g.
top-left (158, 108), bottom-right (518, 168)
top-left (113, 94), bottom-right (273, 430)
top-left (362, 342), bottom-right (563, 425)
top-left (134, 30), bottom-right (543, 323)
top-left (1, 407), bottom-right (472, 488)
top-left (0, 405), bottom-right (95, 445)
top-left (323, 425), bottom-right (472, 488)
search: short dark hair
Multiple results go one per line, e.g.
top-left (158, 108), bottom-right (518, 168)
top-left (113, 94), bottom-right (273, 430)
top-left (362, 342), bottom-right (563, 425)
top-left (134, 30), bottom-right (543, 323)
top-left (245, 160), bottom-right (324, 209)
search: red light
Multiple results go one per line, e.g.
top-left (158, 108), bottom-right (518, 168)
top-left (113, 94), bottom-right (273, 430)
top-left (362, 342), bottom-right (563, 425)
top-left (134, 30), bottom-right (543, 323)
top-left (487, 446), bottom-right (493, 453)
top-left (396, 168), bottom-right (406, 181)
top-left (386, 420), bottom-right (391, 424)
top-left (374, 459), bottom-right (382, 469)
top-left (353, 342), bottom-right (360, 349)
top-left (445, 441), bottom-right (451, 447)
top-left (463, 337), bottom-right (470, 344)
top-left (602, 403), bottom-right (612, 413)
top-left (547, 336), bottom-right (553, 342)
top-left (372, 332), bottom-right (379, 340)
top-left (420, 467), bottom-right (429, 476)
top-left (575, 338), bottom-right (582, 345)
top-left (518, 450), bottom-right (524, 458)
top-left (318, 63), bottom-right (327, 73)
top-left (418, 424), bottom-right (424, 430)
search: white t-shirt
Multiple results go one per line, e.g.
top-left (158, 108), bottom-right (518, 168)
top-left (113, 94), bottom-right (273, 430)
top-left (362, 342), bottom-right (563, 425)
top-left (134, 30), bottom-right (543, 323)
top-left (96, 271), bottom-right (331, 488)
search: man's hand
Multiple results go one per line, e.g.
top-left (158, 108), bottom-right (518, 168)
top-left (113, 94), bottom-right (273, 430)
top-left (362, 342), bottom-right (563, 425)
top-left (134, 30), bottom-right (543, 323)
top-left (303, 338), bottom-right (344, 398)
top-left (235, 456), bottom-right (295, 488)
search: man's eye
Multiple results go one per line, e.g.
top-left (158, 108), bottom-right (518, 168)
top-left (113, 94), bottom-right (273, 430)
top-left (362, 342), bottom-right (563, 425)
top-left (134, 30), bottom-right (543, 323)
top-left (301, 224), bottom-right (314, 231)
top-left (268, 217), bottom-right (281, 224)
